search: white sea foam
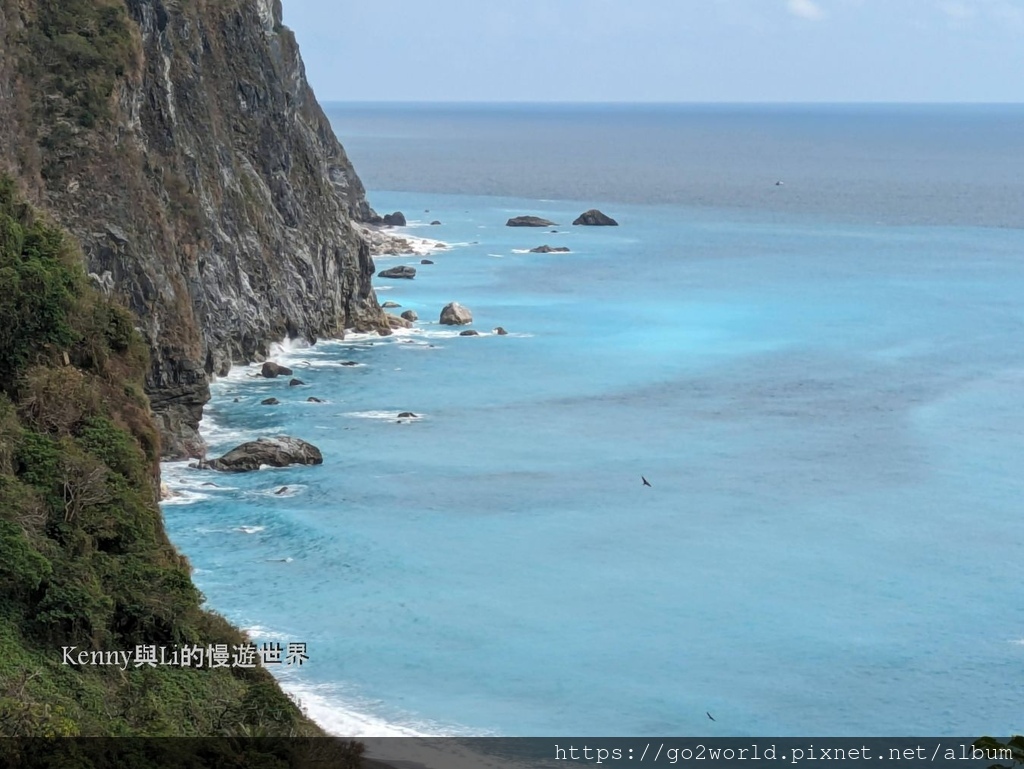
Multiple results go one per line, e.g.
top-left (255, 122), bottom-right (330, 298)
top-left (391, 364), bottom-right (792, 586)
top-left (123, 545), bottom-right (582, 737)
top-left (242, 624), bottom-right (292, 642)
top-left (344, 410), bottom-right (425, 421)
top-left (511, 248), bottom-right (532, 254)
top-left (278, 683), bottom-right (521, 768)
top-left (1011, 639), bottom-right (1024, 646)
top-left (159, 490), bottom-right (212, 506)
top-left (488, 253), bottom-right (504, 258)
top-left (278, 680), bottom-right (431, 738)
top-left (235, 525), bottom-right (265, 534)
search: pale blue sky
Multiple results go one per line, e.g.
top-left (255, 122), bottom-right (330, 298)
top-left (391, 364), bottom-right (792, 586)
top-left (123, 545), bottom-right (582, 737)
top-left (281, 0), bottom-right (1024, 102)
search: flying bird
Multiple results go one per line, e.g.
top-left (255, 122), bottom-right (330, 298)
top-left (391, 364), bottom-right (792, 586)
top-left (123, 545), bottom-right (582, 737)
top-left (642, 476), bottom-right (652, 487)
top-left (707, 712), bottom-right (716, 721)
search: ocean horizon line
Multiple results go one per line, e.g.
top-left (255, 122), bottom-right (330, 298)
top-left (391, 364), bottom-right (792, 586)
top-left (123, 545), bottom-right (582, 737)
top-left (321, 99), bottom-right (1024, 109)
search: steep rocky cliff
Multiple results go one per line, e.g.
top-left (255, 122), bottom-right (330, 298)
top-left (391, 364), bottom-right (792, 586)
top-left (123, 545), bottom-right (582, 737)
top-left (0, 0), bottom-right (387, 458)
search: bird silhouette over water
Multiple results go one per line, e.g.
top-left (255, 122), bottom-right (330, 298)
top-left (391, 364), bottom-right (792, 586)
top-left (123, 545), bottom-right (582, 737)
top-left (707, 712), bottom-right (716, 722)
top-left (642, 476), bottom-right (652, 487)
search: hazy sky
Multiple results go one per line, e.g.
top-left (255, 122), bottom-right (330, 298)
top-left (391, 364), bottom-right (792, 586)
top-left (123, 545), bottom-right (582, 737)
top-left (280, 0), bottom-right (1024, 102)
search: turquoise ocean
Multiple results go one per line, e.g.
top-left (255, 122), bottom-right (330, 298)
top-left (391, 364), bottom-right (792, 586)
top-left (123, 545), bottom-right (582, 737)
top-left (161, 104), bottom-right (1024, 737)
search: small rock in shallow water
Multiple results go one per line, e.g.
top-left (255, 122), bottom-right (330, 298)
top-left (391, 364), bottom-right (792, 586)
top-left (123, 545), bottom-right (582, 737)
top-left (261, 397), bottom-right (280, 406)
top-left (401, 310), bottom-right (418, 322)
top-left (307, 397), bottom-right (324, 403)
top-left (494, 327), bottom-right (508, 335)
top-left (274, 486), bottom-right (289, 495)
top-left (460, 330), bottom-right (480, 337)
top-left (382, 301), bottom-right (401, 308)
top-left (289, 378), bottom-right (304, 386)
top-left (398, 412), bottom-right (418, 418)
top-left (421, 259), bottom-right (434, 265)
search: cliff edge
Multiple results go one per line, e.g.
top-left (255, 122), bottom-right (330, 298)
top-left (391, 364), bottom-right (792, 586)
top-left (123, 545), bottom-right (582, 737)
top-left (0, 0), bottom-right (387, 458)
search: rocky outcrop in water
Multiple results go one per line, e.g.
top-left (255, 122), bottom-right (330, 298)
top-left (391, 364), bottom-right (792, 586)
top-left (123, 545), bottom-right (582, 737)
top-left (203, 436), bottom-right (323, 472)
top-left (0, 0), bottom-right (387, 458)
top-left (529, 245), bottom-right (571, 253)
top-left (261, 362), bottom-right (293, 378)
top-left (573, 209), bottom-right (619, 226)
top-left (379, 266), bottom-right (417, 279)
top-left (440, 302), bottom-right (473, 325)
top-left (386, 313), bottom-right (413, 329)
top-left (507, 216), bottom-right (557, 227)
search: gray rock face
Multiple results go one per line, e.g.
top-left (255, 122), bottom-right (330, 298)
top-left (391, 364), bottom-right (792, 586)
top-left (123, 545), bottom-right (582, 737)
top-left (381, 301), bottom-right (402, 308)
top-left (261, 362), bottom-right (293, 378)
top-left (204, 436), bottom-right (323, 472)
top-left (386, 313), bottom-right (413, 329)
top-left (0, 0), bottom-right (387, 458)
top-left (440, 302), bottom-right (473, 326)
top-left (507, 216), bottom-right (557, 227)
top-left (529, 245), bottom-right (571, 253)
top-left (400, 310), bottom-right (418, 322)
top-left (573, 209), bottom-right (619, 226)
top-left (378, 266), bottom-right (417, 279)
top-left (381, 211), bottom-right (407, 226)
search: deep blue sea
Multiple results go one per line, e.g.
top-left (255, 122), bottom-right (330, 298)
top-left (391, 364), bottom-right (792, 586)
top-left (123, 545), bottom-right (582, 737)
top-left (162, 104), bottom-right (1024, 738)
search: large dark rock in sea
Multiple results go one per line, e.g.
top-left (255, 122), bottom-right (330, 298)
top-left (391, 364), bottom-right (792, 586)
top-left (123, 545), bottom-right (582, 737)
top-left (378, 265), bottom-right (417, 279)
top-left (440, 302), bottom-right (473, 326)
top-left (382, 211), bottom-right (407, 226)
top-left (573, 209), bottom-right (618, 226)
top-left (459, 330), bottom-right (480, 337)
top-left (507, 216), bottom-right (557, 227)
top-left (529, 245), bottom-right (571, 253)
top-left (430, 220), bottom-right (442, 225)
top-left (401, 310), bottom-right (419, 322)
top-left (421, 259), bottom-right (434, 265)
top-left (261, 397), bottom-right (280, 406)
top-left (261, 362), bottom-right (293, 378)
top-left (288, 378), bottom-right (305, 387)
top-left (204, 436), bottom-right (324, 472)
top-left (494, 327), bottom-right (508, 335)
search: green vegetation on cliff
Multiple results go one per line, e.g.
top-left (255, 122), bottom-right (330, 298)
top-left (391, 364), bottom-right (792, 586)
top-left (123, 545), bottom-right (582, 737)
top-left (0, 175), bottom-right (324, 741)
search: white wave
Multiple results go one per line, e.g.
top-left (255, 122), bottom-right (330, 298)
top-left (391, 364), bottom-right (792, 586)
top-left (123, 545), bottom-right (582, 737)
top-left (344, 410), bottom-right (424, 421)
top-left (511, 249), bottom-right (531, 254)
top-left (242, 624), bottom-right (293, 642)
top-left (276, 684), bottom-right (516, 769)
top-left (1011, 639), bottom-right (1024, 646)
top-left (279, 680), bottom-right (432, 738)
top-left (199, 420), bottom-right (255, 447)
top-left (159, 490), bottom-right (211, 507)
top-left (374, 285), bottom-right (393, 291)
top-left (488, 253), bottom-right (504, 258)
top-left (235, 525), bottom-right (265, 535)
